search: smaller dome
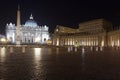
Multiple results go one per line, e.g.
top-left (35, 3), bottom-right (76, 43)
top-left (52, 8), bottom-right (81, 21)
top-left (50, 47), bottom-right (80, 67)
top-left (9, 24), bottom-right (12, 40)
top-left (25, 14), bottom-right (38, 27)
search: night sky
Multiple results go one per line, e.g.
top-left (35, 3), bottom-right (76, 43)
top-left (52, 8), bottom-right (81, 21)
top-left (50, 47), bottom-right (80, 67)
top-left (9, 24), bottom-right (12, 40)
top-left (0, 0), bottom-right (120, 34)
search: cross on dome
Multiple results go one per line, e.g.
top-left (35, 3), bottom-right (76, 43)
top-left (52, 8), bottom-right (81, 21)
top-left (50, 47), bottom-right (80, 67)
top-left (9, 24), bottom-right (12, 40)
top-left (25, 14), bottom-right (38, 27)
top-left (30, 14), bottom-right (33, 20)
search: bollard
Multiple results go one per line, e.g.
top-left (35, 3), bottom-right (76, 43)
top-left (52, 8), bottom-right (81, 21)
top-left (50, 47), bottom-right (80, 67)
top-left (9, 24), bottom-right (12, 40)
top-left (82, 47), bottom-right (85, 53)
top-left (96, 47), bottom-right (98, 51)
top-left (75, 47), bottom-right (77, 52)
top-left (70, 46), bottom-right (73, 51)
top-left (91, 46), bottom-right (93, 51)
top-left (68, 46), bottom-right (71, 52)
top-left (10, 47), bottom-right (13, 53)
top-left (100, 47), bottom-right (103, 51)
top-left (22, 47), bottom-right (26, 53)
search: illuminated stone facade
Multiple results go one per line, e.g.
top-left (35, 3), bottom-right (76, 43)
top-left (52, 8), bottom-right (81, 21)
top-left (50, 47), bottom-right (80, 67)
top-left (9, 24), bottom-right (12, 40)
top-left (6, 18), bottom-right (50, 44)
top-left (108, 30), bottom-right (120, 47)
top-left (52, 19), bottom-right (114, 47)
top-left (6, 14), bottom-right (50, 44)
top-left (6, 23), bottom-right (50, 44)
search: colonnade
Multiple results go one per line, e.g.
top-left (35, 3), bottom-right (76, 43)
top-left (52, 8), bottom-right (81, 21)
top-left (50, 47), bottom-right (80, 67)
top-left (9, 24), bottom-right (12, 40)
top-left (108, 34), bottom-right (120, 47)
top-left (52, 34), bottom-right (106, 47)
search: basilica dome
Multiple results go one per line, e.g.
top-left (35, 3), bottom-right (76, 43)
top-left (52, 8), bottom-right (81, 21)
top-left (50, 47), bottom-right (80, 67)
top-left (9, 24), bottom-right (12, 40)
top-left (25, 14), bottom-right (38, 27)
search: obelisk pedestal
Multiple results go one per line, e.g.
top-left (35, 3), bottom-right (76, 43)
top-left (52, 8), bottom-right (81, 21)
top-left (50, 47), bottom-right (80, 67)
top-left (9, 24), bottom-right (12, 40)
top-left (16, 36), bottom-right (21, 45)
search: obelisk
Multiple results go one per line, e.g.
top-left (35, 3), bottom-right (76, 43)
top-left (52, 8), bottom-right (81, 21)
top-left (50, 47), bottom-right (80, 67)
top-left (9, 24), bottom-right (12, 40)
top-left (16, 5), bottom-right (21, 45)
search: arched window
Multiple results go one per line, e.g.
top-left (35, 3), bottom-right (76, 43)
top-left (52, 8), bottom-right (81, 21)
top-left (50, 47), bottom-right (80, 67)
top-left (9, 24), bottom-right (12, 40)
top-left (44, 38), bottom-right (46, 41)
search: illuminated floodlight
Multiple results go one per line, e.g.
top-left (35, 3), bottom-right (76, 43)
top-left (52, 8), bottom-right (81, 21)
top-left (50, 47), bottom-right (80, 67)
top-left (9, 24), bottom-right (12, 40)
top-left (1, 38), bottom-right (6, 42)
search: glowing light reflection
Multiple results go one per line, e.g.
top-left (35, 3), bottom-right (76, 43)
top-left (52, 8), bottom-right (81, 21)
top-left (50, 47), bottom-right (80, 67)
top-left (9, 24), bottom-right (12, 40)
top-left (82, 47), bottom-right (85, 65)
top-left (118, 40), bottom-right (119, 46)
top-left (0, 47), bottom-right (6, 62)
top-left (33, 48), bottom-right (42, 77)
top-left (34, 48), bottom-right (42, 61)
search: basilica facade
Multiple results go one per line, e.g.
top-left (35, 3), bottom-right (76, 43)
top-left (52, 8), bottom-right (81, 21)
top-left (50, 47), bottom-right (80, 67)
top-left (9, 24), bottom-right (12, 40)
top-left (6, 7), bottom-right (50, 44)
